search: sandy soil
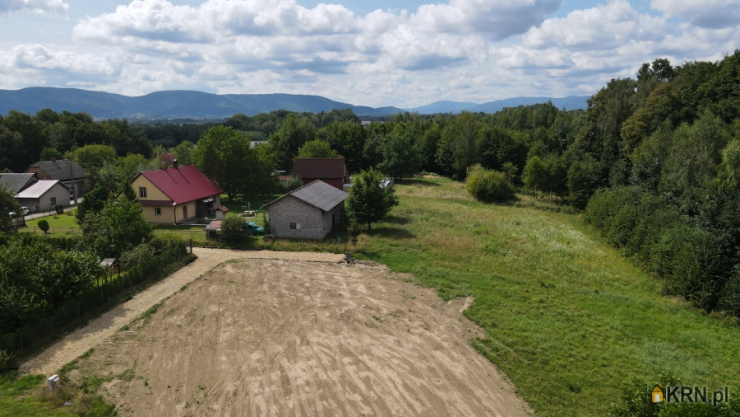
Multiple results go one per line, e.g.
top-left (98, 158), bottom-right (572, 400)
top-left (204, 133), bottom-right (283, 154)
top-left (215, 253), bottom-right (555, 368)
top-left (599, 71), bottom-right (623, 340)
top-left (20, 249), bottom-right (345, 376)
top-left (70, 259), bottom-right (531, 417)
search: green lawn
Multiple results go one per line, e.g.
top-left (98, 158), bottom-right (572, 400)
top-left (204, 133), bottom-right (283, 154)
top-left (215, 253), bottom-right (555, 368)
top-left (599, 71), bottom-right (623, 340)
top-left (23, 211), bottom-right (79, 235)
top-left (349, 178), bottom-right (740, 416)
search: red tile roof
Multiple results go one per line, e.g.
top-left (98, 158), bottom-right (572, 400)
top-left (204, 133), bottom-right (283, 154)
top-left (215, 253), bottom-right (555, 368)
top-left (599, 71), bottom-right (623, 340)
top-left (139, 165), bottom-right (223, 205)
top-left (293, 158), bottom-right (347, 179)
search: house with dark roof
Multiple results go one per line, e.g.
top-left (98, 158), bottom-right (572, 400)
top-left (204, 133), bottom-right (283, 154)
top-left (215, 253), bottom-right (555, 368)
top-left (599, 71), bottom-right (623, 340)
top-left (261, 180), bottom-right (348, 240)
top-left (0, 173), bottom-right (38, 194)
top-left (292, 158), bottom-right (350, 191)
top-left (26, 158), bottom-right (86, 197)
top-left (130, 165), bottom-right (224, 225)
top-left (15, 180), bottom-right (71, 212)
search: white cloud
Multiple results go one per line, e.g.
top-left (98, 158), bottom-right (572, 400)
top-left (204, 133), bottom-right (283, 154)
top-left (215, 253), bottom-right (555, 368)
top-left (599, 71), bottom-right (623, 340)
top-left (0, 0), bottom-right (68, 15)
top-left (1, 0), bottom-right (740, 107)
top-left (0, 44), bottom-right (116, 75)
top-left (651, 0), bottom-right (740, 29)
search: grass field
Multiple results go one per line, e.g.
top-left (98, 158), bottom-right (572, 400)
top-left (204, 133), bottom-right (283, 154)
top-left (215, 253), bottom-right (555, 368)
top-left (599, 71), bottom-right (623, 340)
top-left (348, 178), bottom-right (740, 416)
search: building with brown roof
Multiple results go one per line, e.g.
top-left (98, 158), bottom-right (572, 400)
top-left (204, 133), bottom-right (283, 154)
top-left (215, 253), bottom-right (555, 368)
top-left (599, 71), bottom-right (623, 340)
top-left (292, 158), bottom-right (349, 191)
top-left (26, 158), bottom-right (86, 197)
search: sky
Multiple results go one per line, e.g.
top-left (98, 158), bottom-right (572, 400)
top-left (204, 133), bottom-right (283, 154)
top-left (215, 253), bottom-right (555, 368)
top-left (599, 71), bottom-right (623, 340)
top-left (0, 0), bottom-right (738, 108)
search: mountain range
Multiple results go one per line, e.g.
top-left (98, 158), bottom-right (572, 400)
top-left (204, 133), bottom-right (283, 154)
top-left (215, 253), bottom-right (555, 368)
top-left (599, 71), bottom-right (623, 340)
top-left (0, 87), bottom-right (589, 119)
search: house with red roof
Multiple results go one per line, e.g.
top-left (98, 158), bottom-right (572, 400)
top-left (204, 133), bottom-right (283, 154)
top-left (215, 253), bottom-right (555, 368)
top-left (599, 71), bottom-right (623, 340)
top-left (293, 158), bottom-right (350, 191)
top-left (130, 164), bottom-right (224, 225)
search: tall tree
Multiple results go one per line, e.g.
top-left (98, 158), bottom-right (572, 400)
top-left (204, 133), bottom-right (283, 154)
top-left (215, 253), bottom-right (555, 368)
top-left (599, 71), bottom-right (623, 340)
top-left (345, 169), bottom-right (398, 232)
top-left (297, 139), bottom-right (341, 158)
top-left (377, 131), bottom-right (422, 180)
top-left (268, 115), bottom-right (316, 169)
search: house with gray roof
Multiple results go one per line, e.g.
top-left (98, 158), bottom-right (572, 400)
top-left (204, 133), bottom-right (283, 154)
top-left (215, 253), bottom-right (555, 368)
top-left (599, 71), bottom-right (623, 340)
top-left (261, 180), bottom-right (348, 240)
top-left (26, 157), bottom-right (87, 198)
top-left (0, 173), bottom-right (38, 194)
top-left (15, 180), bottom-right (71, 212)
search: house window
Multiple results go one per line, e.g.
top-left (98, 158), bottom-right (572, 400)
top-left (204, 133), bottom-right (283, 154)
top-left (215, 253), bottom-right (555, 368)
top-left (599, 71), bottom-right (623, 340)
top-left (155, 208), bottom-right (161, 217)
top-left (50, 197), bottom-right (56, 206)
top-left (139, 187), bottom-right (147, 198)
top-left (290, 223), bottom-right (301, 230)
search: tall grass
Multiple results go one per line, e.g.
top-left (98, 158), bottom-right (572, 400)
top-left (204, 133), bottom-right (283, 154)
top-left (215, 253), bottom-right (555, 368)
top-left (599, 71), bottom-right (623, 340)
top-left (352, 178), bottom-right (740, 416)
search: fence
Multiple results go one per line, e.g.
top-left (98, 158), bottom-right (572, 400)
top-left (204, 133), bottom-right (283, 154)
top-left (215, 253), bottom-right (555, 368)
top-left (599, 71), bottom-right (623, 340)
top-left (0, 242), bottom-right (189, 359)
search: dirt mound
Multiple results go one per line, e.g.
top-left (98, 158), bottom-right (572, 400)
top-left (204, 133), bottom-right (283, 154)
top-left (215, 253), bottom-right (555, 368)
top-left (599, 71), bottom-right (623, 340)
top-left (72, 259), bottom-right (531, 417)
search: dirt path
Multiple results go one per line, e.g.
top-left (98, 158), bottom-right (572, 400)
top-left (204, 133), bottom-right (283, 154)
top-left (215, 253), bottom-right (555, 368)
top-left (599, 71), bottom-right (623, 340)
top-left (19, 248), bottom-right (345, 376)
top-left (69, 259), bottom-right (532, 417)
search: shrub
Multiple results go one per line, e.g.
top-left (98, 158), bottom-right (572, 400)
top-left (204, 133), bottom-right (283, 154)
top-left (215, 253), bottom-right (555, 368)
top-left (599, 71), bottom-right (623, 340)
top-left (466, 164), bottom-right (516, 203)
top-left (37, 219), bottom-right (50, 234)
top-left (220, 216), bottom-right (246, 244)
top-left (119, 243), bottom-right (155, 270)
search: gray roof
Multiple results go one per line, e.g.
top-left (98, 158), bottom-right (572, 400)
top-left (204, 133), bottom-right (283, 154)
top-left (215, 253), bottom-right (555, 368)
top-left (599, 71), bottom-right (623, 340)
top-left (15, 180), bottom-right (68, 199)
top-left (262, 180), bottom-right (348, 212)
top-left (28, 159), bottom-right (86, 181)
top-left (0, 173), bottom-right (38, 194)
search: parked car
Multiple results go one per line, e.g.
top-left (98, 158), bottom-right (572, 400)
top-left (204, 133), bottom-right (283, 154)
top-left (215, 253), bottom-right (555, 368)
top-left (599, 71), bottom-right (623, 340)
top-left (246, 221), bottom-right (264, 235)
top-left (8, 207), bottom-right (29, 217)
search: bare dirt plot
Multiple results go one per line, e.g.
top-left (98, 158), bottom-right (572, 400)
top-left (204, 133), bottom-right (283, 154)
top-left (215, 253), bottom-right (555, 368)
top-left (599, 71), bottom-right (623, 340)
top-left (20, 248), bottom-right (345, 376)
top-left (69, 259), bottom-right (531, 417)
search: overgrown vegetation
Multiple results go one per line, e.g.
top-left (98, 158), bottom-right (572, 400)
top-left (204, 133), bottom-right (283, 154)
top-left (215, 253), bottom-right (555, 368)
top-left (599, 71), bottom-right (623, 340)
top-left (350, 178), bottom-right (740, 416)
top-left (466, 164), bottom-right (516, 203)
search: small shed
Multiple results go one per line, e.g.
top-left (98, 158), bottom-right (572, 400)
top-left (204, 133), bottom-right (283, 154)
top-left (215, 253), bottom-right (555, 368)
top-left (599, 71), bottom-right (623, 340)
top-left (204, 220), bottom-right (222, 240)
top-left (261, 180), bottom-right (348, 240)
top-left (215, 206), bottom-right (229, 220)
top-left (15, 180), bottom-right (71, 212)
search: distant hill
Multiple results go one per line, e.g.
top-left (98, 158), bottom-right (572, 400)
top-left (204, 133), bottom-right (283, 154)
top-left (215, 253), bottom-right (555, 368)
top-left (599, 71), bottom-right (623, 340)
top-left (0, 87), bottom-right (590, 120)
top-left (407, 96), bottom-right (589, 114)
top-left (0, 87), bottom-right (404, 119)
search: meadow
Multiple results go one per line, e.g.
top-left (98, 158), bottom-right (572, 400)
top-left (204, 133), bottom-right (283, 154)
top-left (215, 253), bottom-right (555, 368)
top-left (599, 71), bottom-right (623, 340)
top-left (350, 178), bottom-right (740, 416)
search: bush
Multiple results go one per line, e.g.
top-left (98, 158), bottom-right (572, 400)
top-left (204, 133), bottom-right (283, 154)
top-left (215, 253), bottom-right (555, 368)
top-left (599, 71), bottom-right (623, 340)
top-left (274, 176), bottom-right (303, 193)
top-left (466, 164), bottom-right (516, 203)
top-left (220, 217), bottom-right (246, 244)
top-left (37, 219), bottom-right (49, 234)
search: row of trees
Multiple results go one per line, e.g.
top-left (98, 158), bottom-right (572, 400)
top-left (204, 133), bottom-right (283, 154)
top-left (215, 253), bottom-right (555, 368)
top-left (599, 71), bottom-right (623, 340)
top-left (0, 110), bottom-right (152, 173)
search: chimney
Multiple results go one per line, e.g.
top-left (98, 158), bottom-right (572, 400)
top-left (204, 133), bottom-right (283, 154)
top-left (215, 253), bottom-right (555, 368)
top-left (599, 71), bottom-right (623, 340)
top-left (50, 157), bottom-right (57, 162)
top-left (173, 159), bottom-right (179, 169)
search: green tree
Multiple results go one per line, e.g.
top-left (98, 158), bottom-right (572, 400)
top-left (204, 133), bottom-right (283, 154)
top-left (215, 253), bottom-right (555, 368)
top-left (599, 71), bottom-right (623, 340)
top-left (75, 186), bottom-right (110, 224)
top-left (523, 156), bottom-right (548, 198)
top-left (80, 196), bottom-right (153, 258)
top-left (0, 184), bottom-right (21, 231)
top-left (174, 140), bottom-right (195, 166)
top-left (378, 130), bottom-right (422, 180)
top-left (297, 139), bottom-right (341, 158)
top-left (316, 121), bottom-right (367, 169)
top-left (345, 168), bottom-right (398, 231)
top-left (268, 115), bottom-right (316, 169)
top-left (193, 126), bottom-right (252, 203)
top-left (501, 162), bottom-right (518, 185)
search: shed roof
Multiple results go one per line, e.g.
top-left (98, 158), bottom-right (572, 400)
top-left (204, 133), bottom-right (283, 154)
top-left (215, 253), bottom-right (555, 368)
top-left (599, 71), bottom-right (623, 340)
top-left (0, 173), bottom-right (38, 194)
top-left (137, 165), bottom-right (224, 205)
top-left (293, 158), bottom-right (347, 179)
top-left (262, 180), bottom-right (348, 212)
top-left (15, 180), bottom-right (67, 199)
top-left (27, 159), bottom-right (85, 181)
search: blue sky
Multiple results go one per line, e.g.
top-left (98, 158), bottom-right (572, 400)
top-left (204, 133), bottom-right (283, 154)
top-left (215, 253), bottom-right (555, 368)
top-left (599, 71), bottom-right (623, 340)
top-left (0, 0), bottom-right (738, 107)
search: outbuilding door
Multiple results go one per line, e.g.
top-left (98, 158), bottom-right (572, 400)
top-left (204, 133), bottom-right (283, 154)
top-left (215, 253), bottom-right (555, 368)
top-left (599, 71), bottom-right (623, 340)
top-left (183, 205), bottom-right (188, 220)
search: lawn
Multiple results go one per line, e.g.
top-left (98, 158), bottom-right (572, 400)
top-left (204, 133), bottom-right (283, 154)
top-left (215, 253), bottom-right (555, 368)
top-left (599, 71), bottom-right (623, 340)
top-left (348, 178), bottom-right (740, 416)
top-left (23, 211), bottom-right (79, 235)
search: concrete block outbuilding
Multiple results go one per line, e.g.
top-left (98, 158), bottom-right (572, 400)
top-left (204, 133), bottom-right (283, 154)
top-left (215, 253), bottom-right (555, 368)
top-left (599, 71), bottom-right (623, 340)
top-left (262, 180), bottom-right (348, 240)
